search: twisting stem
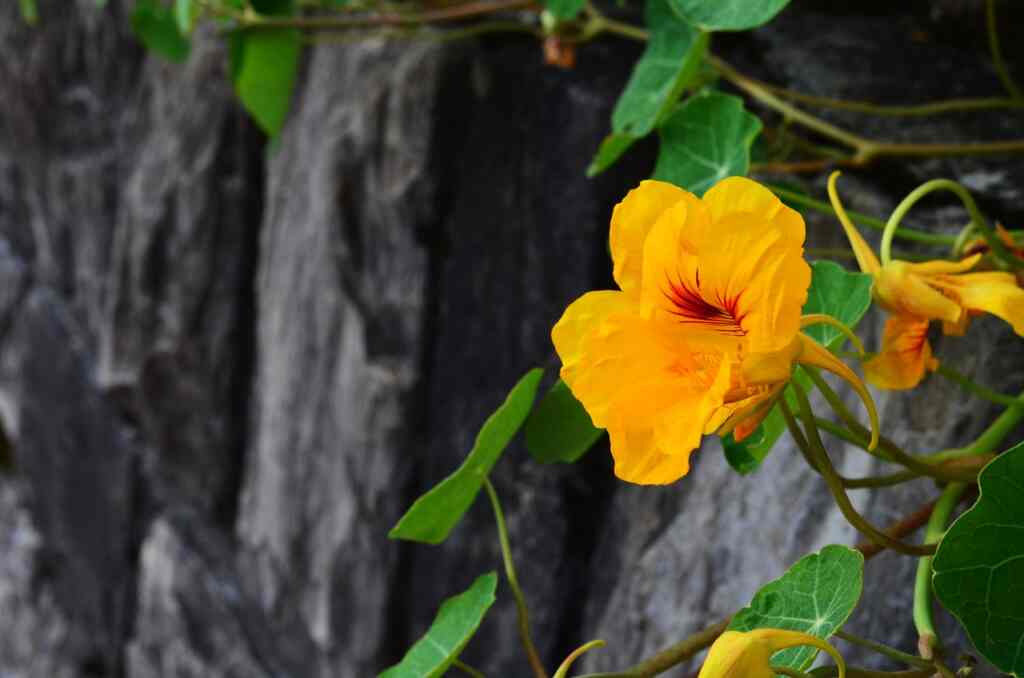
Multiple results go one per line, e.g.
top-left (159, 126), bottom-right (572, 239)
top-left (234, 0), bottom-right (537, 29)
top-left (453, 658), bottom-right (488, 678)
top-left (986, 0), bottom-right (1023, 100)
top-left (834, 630), bottom-right (933, 669)
top-left (768, 185), bottom-right (957, 246)
top-left (934, 363), bottom-right (1024, 407)
top-left (803, 369), bottom-right (977, 482)
top-left (913, 483), bottom-right (968, 659)
top-left (482, 477), bottom-right (548, 678)
top-left (575, 619), bottom-right (729, 678)
top-left (879, 178), bottom-right (1012, 267)
top-left (787, 381), bottom-right (935, 556)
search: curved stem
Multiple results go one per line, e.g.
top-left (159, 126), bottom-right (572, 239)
top-left (809, 668), bottom-right (936, 678)
top-left (575, 619), bottom-right (728, 678)
top-left (834, 630), bottom-right (933, 670)
top-left (236, 0), bottom-right (537, 29)
top-left (913, 483), bottom-right (968, 659)
top-left (934, 363), bottom-right (1024, 408)
top-left (880, 179), bottom-right (1011, 267)
top-left (768, 185), bottom-right (957, 246)
top-left (803, 368), bottom-right (977, 482)
top-left (788, 381), bottom-right (936, 556)
top-left (986, 0), bottom-right (1022, 100)
top-left (756, 86), bottom-right (1024, 117)
top-left (453, 658), bottom-right (488, 678)
top-left (963, 390), bottom-right (1024, 455)
top-left (483, 477), bottom-right (549, 678)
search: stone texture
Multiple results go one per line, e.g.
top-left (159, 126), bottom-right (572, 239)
top-left (0, 2), bottom-right (1020, 678)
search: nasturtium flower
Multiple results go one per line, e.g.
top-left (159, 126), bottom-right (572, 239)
top-left (697, 629), bottom-right (846, 678)
top-left (552, 177), bottom-right (878, 485)
top-left (829, 172), bottom-right (1024, 390)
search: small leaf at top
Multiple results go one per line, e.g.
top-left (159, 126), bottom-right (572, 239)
top-left (378, 572), bottom-right (498, 678)
top-left (802, 260), bottom-right (873, 350)
top-left (389, 368), bottom-right (544, 544)
top-left (230, 28), bottom-right (301, 137)
top-left (587, 134), bottom-right (638, 178)
top-left (612, 0), bottom-right (706, 136)
top-left (589, 0), bottom-right (706, 176)
top-left (19, 0), bottom-right (38, 25)
top-left (933, 442), bottom-right (1024, 677)
top-left (526, 378), bottom-right (603, 464)
top-left (667, 0), bottom-right (792, 31)
top-left (131, 0), bottom-right (191, 63)
top-left (544, 0), bottom-right (585, 20)
top-left (653, 91), bottom-right (761, 196)
top-left (175, 0), bottom-right (195, 35)
top-left (729, 545), bottom-right (864, 673)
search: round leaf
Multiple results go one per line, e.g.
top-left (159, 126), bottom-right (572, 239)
top-left (668, 0), bottom-right (792, 31)
top-left (933, 442), bottom-right (1024, 677)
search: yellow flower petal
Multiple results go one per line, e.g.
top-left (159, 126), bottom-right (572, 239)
top-left (552, 290), bottom-right (633, 387)
top-left (610, 180), bottom-right (691, 294)
top-left (863, 315), bottom-right (937, 391)
top-left (874, 261), bottom-right (963, 324)
top-left (929, 270), bottom-right (1024, 335)
top-left (703, 176), bottom-right (806, 248)
top-left (564, 309), bottom-right (711, 431)
top-left (640, 186), bottom-right (810, 355)
top-left (904, 254), bottom-right (982, 276)
top-left (608, 425), bottom-right (695, 485)
top-left (797, 333), bottom-right (879, 450)
top-left (827, 171), bottom-right (880, 275)
top-left (697, 630), bottom-right (846, 678)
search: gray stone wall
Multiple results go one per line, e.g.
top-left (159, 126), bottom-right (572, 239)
top-left (0, 1), bottom-right (1021, 676)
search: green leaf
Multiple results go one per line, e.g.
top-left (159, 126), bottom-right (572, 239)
top-left (933, 442), bottom-right (1024, 677)
top-left (667, 0), bottom-right (792, 31)
top-left (389, 368), bottom-right (544, 544)
top-left (379, 572), bottom-right (498, 678)
top-left (19, 0), bottom-right (38, 25)
top-left (721, 260), bottom-right (872, 475)
top-left (587, 134), bottom-right (638, 177)
top-left (544, 0), bottom-right (585, 20)
top-left (230, 28), bottom-right (301, 137)
top-left (802, 260), bottom-right (873, 349)
top-left (131, 0), bottom-right (191, 63)
top-left (612, 0), bottom-right (705, 137)
top-left (729, 545), bottom-right (864, 673)
top-left (174, 0), bottom-right (195, 34)
top-left (525, 379), bottom-right (603, 464)
top-left (721, 409), bottom-right (784, 474)
top-left (653, 91), bottom-right (762, 196)
top-left (589, 0), bottom-right (705, 176)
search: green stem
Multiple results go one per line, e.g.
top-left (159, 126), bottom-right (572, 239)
top-left (773, 667), bottom-right (814, 678)
top-left (934, 363), bottom-right (1024, 408)
top-left (788, 381), bottom-right (936, 557)
top-left (803, 369), bottom-right (977, 482)
top-left (235, 0), bottom-right (536, 29)
top-left (986, 0), bottom-right (1023, 100)
top-left (453, 658), bottom-right (488, 678)
top-left (482, 477), bottom-right (549, 678)
top-left (758, 88), bottom-right (1024, 117)
top-left (834, 630), bottom-right (933, 669)
top-left (913, 482), bottom-right (968, 658)
top-left (879, 178), bottom-right (1013, 267)
top-left (768, 185), bottom-right (957, 246)
top-left (809, 668), bottom-right (935, 678)
top-left (575, 619), bottom-right (728, 678)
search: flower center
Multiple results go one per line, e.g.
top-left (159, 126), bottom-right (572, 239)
top-left (664, 269), bottom-right (746, 336)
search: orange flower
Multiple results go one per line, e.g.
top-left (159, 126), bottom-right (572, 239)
top-left (829, 172), bottom-right (1024, 390)
top-left (697, 629), bottom-right (846, 678)
top-left (552, 177), bottom-right (877, 485)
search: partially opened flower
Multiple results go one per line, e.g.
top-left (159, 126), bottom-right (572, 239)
top-left (829, 172), bottom-right (1024, 390)
top-left (697, 629), bottom-right (846, 678)
top-left (552, 177), bottom-right (878, 485)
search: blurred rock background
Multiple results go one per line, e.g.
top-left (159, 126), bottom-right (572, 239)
top-left (0, 1), bottom-right (1021, 676)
